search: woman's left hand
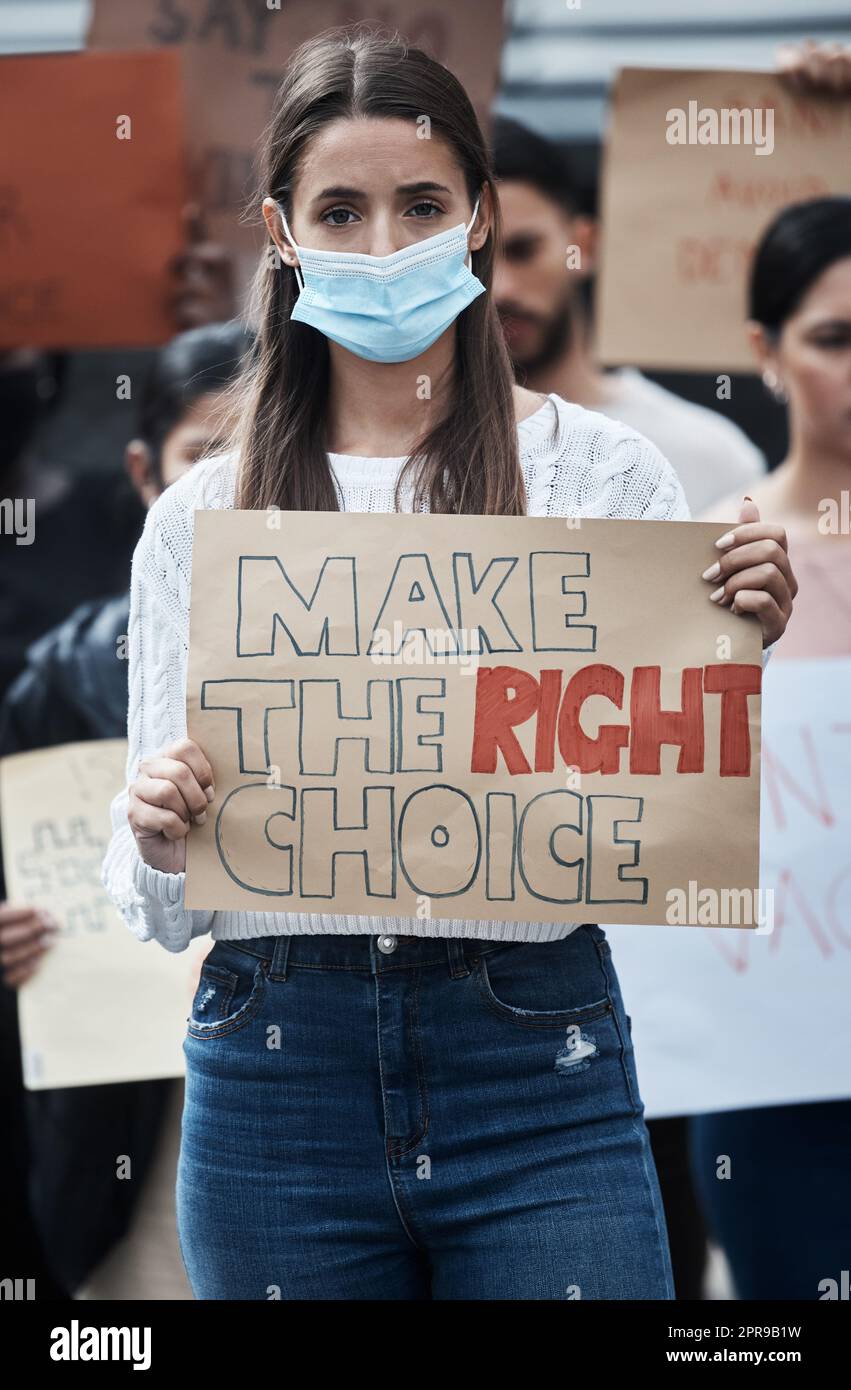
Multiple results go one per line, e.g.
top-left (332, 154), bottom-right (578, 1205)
top-left (701, 498), bottom-right (797, 648)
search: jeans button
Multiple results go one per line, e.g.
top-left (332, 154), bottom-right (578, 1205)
top-left (376, 934), bottom-right (398, 954)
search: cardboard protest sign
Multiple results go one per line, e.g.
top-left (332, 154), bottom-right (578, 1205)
top-left (88, 0), bottom-right (507, 304)
top-left (0, 740), bottom-right (208, 1089)
top-left (605, 657), bottom-right (851, 1117)
top-left (0, 50), bottom-right (186, 349)
top-left (597, 68), bottom-right (851, 373)
top-left (185, 511), bottom-right (762, 926)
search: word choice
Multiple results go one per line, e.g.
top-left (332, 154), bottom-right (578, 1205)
top-left (215, 780), bottom-right (651, 906)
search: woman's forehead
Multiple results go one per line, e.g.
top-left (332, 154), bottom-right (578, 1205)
top-left (294, 116), bottom-right (462, 196)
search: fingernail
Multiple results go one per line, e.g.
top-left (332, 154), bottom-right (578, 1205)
top-left (709, 586), bottom-right (725, 602)
top-left (194, 812), bottom-right (207, 826)
top-left (205, 786), bottom-right (215, 802)
top-left (702, 562), bottom-right (721, 581)
top-left (715, 532), bottom-right (736, 550)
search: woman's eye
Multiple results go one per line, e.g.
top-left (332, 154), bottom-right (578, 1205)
top-left (322, 207), bottom-right (359, 226)
top-left (406, 201), bottom-right (442, 218)
top-left (811, 331), bottom-right (851, 350)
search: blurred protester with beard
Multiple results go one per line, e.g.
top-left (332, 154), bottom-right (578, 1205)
top-left (491, 117), bottom-right (766, 517)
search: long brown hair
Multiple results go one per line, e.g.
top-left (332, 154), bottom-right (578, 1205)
top-left (232, 26), bottom-right (525, 516)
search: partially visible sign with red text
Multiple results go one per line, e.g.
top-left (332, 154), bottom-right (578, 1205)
top-left (606, 657), bottom-right (851, 1114)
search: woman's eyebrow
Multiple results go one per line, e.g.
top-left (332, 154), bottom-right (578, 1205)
top-left (313, 185), bottom-right (364, 201)
top-left (397, 181), bottom-right (452, 195)
top-left (312, 181), bottom-right (453, 201)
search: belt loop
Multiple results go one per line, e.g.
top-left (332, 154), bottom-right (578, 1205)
top-left (269, 935), bottom-right (291, 982)
top-left (446, 938), bottom-right (471, 979)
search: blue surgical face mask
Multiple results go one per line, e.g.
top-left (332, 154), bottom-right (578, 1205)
top-left (275, 199), bottom-right (485, 363)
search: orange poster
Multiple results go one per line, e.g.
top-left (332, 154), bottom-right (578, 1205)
top-left (0, 49), bottom-right (186, 349)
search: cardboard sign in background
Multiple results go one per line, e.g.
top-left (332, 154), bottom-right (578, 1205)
top-left (186, 511), bottom-right (762, 925)
top-left (88, 0), bottom-right (507, 305)
top-left (597, 68), bottom-right (851, 373)
top-left (0, 50), bottom-right (185, 349)
top-left (0, 740), bottom-right (208, 1090)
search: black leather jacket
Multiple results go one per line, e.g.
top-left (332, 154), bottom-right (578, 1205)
top-left (0, 592), bottom-right (172, 1292)
top-left (0, 592), bottom-right (131, 753)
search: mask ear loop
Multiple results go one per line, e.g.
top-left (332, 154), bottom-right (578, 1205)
top-left (464, 197), bottom-right (481, 269)
top-left (276, 203), bottom-right (304, 292)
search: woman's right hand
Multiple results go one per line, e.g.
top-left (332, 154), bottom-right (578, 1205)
top-left (128, 738), bottom-right (215, 874)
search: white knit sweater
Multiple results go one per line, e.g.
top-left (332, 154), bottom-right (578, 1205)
top-left (103, 392), bottom-right (696, 953)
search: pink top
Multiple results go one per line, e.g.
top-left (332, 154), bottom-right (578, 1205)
top-left (773, 536), bottom-right (851, 661)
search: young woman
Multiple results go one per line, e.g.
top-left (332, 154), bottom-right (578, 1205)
top-left (102, 28), bottom-right (795, 1301)
top-left (690, 197), bottom-right (851, 1299)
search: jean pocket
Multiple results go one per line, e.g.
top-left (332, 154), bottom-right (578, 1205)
top-left (475, 938), bottom-right (612, 1030)
top-left (187, 945), bottom-right (267, 1041)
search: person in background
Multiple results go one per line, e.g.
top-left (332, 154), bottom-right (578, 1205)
top-left (0, 204), bottom-right (235, 704)
top-left (690, 197), bottom-right (851, 1299)
top-left (0, 199), bottom-right (237, 1300)
top-left (0, 322), bottom-right (253, 1299)
top-left (490, 117), bottom-right (766, 517)
top-left (0, 348), bottom-right (140, 707)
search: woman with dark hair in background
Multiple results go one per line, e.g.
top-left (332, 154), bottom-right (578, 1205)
top-left (102, 28), bottom-right (794, 1301)
top-left (692, 197), bottom-right (851, 1299)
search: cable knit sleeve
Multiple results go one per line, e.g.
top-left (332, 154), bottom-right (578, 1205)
top-left (614, 433), bottom-right (691, 523)
top-left (525, 400), bottom-right (691, 523)
top-left (101, 466), bottom-right (219, 953)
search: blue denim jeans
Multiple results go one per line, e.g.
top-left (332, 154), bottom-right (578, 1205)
top-left (176, 925), bottom-right (674, 1300)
